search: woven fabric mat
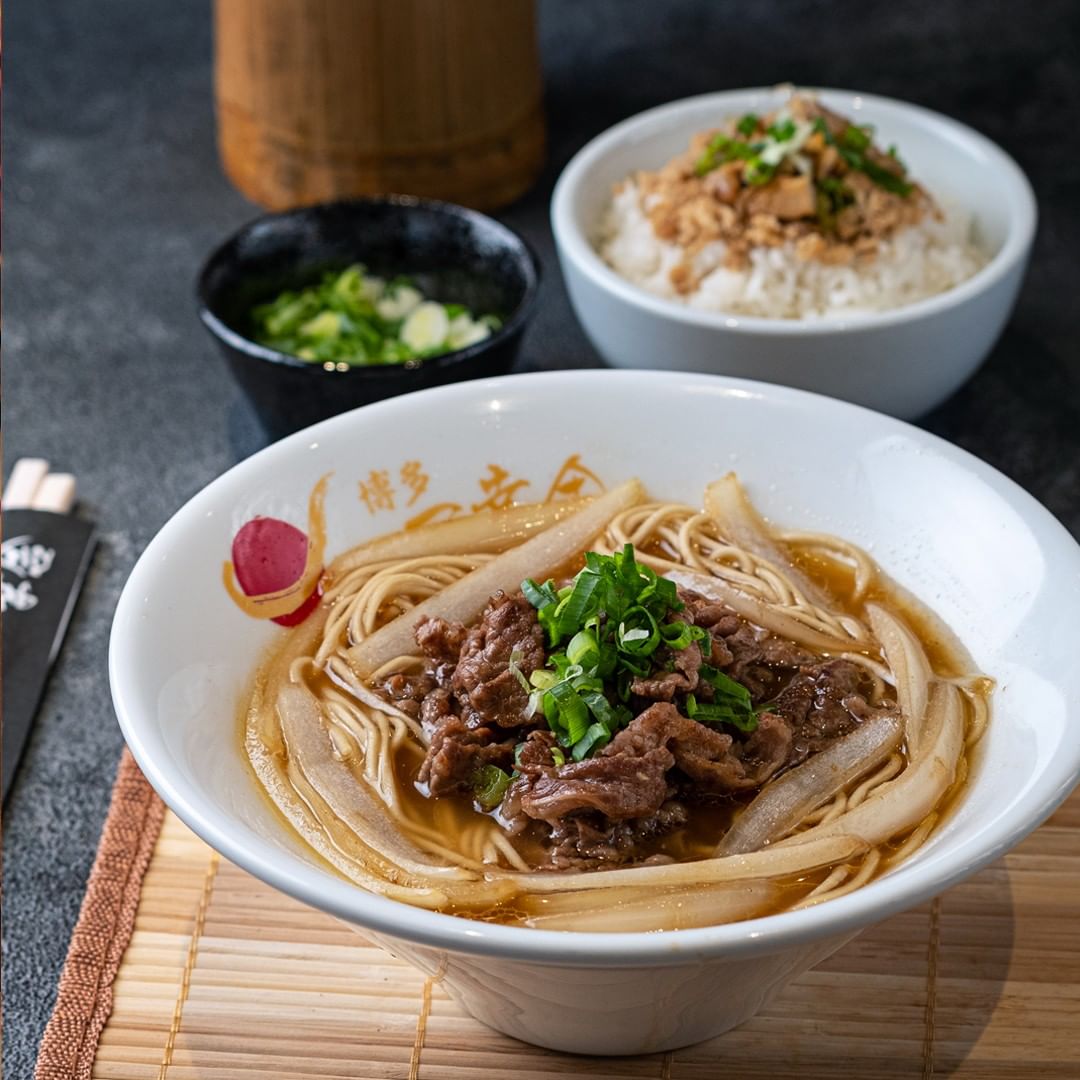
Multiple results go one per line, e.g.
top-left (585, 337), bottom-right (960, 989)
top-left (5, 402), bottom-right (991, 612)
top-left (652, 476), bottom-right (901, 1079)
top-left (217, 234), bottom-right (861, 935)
top-left (36, 751), bottom-right (1080, 1079)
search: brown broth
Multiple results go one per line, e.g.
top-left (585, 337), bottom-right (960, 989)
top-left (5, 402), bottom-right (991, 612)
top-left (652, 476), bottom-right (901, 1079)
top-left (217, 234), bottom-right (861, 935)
top-left (244, 515), bottom-right (987, 929)
top-left (373, 538), bottom-right (900, 876)
top-left (789, 547), bottom-right (969, 678)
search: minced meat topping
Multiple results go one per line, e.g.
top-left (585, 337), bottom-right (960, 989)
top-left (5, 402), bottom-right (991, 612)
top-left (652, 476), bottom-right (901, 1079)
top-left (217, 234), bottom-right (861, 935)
top-left (628, 91), bottom-right (934, 292)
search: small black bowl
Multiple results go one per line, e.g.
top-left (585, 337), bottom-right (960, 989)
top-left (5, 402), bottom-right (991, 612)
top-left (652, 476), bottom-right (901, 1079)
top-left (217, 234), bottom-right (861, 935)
top-left (197, 196), bottom-right (540, 440)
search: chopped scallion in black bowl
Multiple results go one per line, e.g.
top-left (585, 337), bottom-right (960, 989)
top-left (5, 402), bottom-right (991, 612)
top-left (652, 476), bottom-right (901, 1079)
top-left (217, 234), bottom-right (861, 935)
top-left (197, 197), bottom-right (540, 439)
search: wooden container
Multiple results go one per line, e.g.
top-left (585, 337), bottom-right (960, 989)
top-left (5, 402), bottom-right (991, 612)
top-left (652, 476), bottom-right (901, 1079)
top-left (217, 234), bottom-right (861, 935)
top-left (213, 0), bottom-right (546, 211)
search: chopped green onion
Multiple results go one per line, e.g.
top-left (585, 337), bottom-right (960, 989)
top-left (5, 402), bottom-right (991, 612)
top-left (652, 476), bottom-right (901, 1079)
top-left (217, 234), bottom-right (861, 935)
top-left (737, 112), bottom-right (759, 137)
top-left (743, 158), bottom-right (776, 186)
top-left (566, 628), bottom-right (598, 667)
top-left (617, 606), bottom-right (660, 656)
top-left (660, 621), bottom-right (709, 651)
top-left (251, 264), bottom-right (499, 368)
top-left (841, 124), bottom-right (872, 152)
top-left (686, 693), bottom-right (758, 732)
top-left (261, 296), bottom-right (310, 339)
top-left (473, 765), bottom-right (511, 811)
top-left (767, 118), bottom-right (797, 142)
top-left (686, 667), bottom-right (760, 732)
top-left (694, 132), bottom-right (762, 176)
top-left (298, 310), bottom-right (342, 341)
top-left (529, 669), bottom-right (558, 691)
top-left (519, 544), bottom-right (764, 759)
top-left (522, 577), bottom-right (558, 610)
top-left (549, 681), bottom-right (590, 746)
top-left (572, 723), bottom-right (612, 761)
top-left (700, 665), bottom-right (753, 704)
top-left (815, 176), bottom-right (855, 231)
top-left (507, 650), bottom-right (531, 694)
top-left (812, 117), bottom-right (912, 197)
top-left (521, 543), bottom-right (706, 759)
top-left (580, 691), bottom-right (626, 730)
top-left (858, 157), bottom-right (913, 196)
top-left (818, 176), bottom-right (851, 197)
top-left (554, 572), bottom-right (602, 638)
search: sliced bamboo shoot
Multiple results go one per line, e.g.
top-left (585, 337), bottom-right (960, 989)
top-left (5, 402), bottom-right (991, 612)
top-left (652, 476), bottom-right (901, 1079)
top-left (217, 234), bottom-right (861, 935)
top-left (503, 832), bottom-right (869, 893)
top-left (868, 603), bottom-right (931, 757)
top-left (717, 712), bottom-right (904, 856)
top-left (664, 567), bottom-right (859, 654)
top-left (277, 684), bottom-right (474, 881)
top-left (329, 497), bottom-right (592, 577)
top-left (704, 472), bottom-right (827, 605)
top-left (777, 681), bottom-right (962, 851)
top-left (347, 480), bottom-right (644, 678)
top-left (522, 881), bottom-right (780, 931)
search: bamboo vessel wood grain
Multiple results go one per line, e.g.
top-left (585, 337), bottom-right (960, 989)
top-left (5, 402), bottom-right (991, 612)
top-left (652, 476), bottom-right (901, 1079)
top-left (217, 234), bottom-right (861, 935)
top-left (213, 0), bottom-right (546, 211)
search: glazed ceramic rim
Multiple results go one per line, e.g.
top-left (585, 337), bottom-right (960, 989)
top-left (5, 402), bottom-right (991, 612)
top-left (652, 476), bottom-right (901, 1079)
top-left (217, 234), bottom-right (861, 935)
top-left (111, 370), bottom-right (1079, 968)
top-left (196, 194), bottom-right (541, 378)
top-left (551, 87), bottom-right (1037, 336)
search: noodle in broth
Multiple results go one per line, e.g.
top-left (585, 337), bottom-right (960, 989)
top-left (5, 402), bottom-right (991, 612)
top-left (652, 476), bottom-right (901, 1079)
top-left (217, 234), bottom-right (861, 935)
top-left (244, 477), bottom-right (990, 931)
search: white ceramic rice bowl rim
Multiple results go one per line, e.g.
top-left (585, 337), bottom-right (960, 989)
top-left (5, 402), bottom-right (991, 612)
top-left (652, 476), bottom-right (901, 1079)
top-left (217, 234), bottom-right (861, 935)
top-left (111, 371), bottom-right (1079, 968)
top-left (551, 86), bottom-right (1037, 335)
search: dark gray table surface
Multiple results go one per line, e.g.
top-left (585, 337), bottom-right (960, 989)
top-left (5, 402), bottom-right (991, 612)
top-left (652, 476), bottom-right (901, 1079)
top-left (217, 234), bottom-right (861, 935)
top-left (4, 0), bottom-right (1078, 1073)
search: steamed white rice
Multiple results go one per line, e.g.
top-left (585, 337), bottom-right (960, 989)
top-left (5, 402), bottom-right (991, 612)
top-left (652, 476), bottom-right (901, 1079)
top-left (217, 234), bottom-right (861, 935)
top-left (598, 180), bottom-right (988, 320)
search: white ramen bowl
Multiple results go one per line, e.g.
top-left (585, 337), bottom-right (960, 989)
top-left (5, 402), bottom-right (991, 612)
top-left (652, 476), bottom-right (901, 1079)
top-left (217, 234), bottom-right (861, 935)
top-left (111, 371), bottom-right (1080, 1055)
top-left (551, 87), bottom-right (1037, 419)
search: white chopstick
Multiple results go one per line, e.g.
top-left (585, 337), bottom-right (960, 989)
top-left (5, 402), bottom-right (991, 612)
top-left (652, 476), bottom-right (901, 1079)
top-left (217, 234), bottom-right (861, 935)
top-left (1, 459), bottom-right (78, 514)
top-left (33, 474), bottom-right (77, 514)
top-left (2, 458), bottom-right (50, 509)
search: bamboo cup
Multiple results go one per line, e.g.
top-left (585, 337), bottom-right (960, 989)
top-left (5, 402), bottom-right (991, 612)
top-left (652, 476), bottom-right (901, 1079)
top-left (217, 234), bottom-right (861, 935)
top-left (213, 0), bottom-right (546, 211)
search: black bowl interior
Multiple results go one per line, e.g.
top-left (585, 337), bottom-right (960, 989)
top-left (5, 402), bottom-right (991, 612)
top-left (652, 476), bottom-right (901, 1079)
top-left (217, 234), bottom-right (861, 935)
top-left (199, 197), bottom-right (539, 366)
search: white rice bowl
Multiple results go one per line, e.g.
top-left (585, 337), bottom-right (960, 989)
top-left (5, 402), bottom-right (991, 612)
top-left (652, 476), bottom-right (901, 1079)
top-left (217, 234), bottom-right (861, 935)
top-left (599, 179), bottom-right (988, 320)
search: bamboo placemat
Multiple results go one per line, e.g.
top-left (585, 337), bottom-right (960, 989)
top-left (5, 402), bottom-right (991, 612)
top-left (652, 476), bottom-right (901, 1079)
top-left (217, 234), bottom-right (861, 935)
top-left (37, 756), bottom-right (1080, 1079)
